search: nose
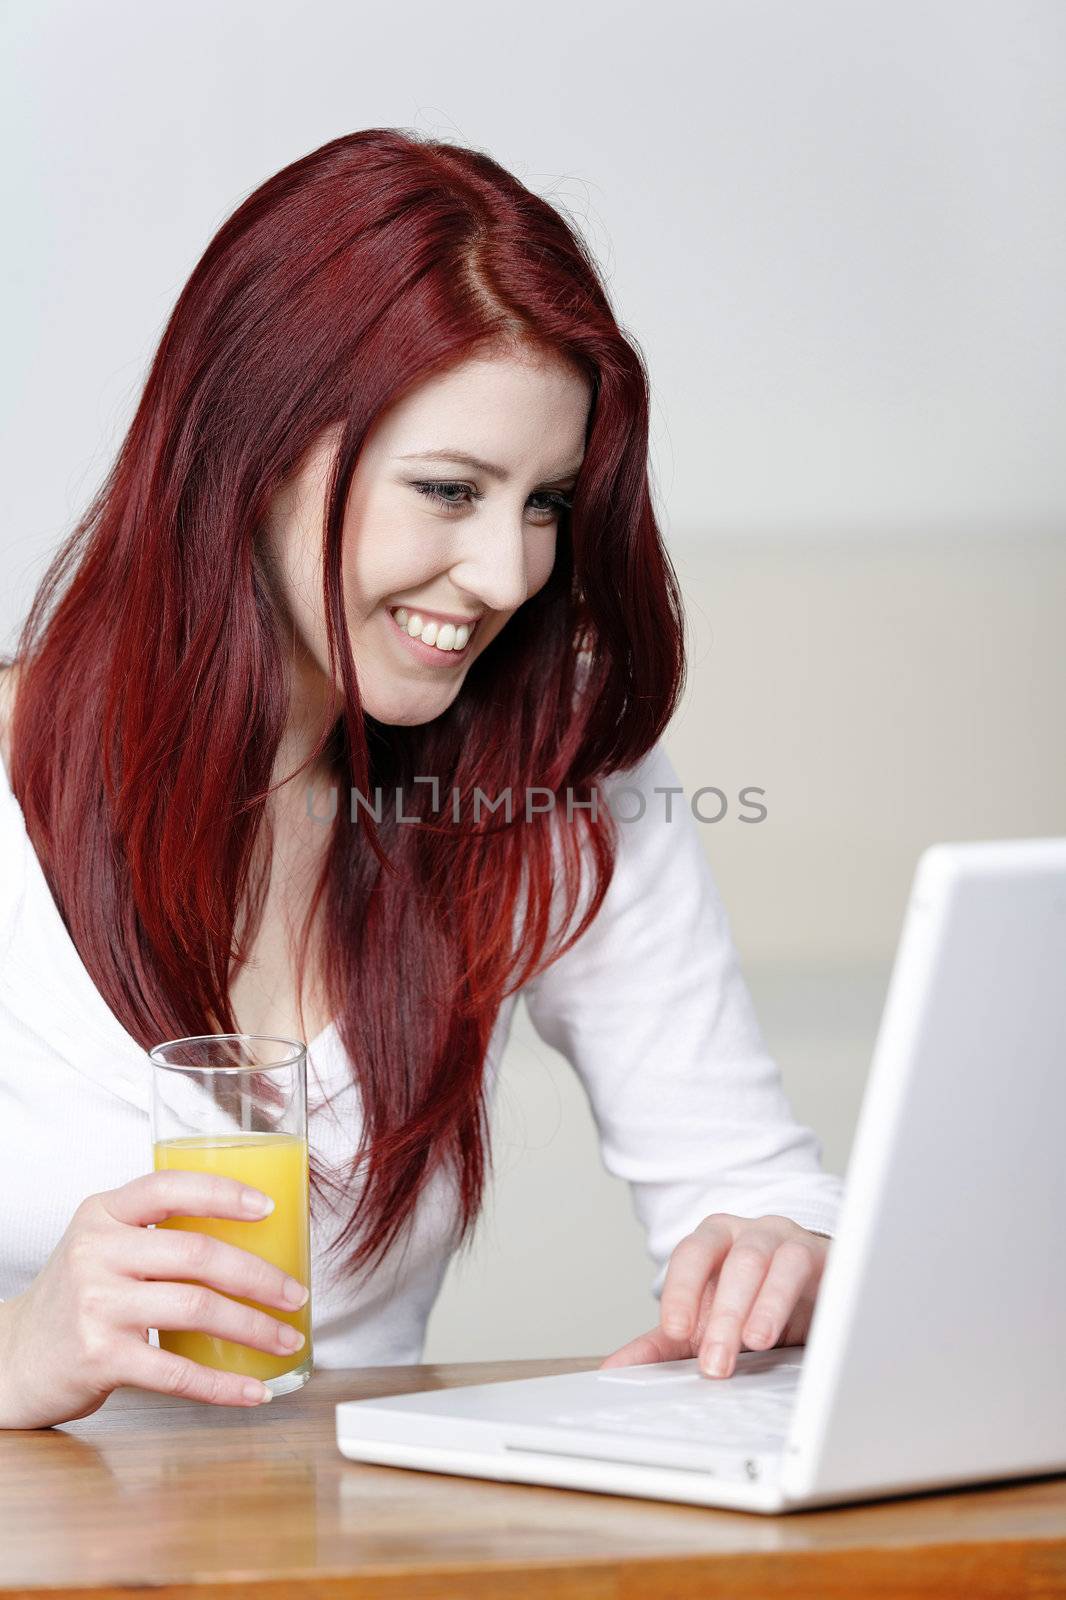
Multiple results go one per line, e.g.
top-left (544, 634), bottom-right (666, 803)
top-left (448, 518), bottom-right (532, 617)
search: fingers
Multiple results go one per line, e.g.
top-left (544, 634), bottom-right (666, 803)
top-left (599, 1326), bottom-right (693, 1370)
top-left (698, 1235), bottom-right (818, 1378)
top-left (603, 1219), bottom-right (827, 1379)
top-left (112, 1337), bottom-right (276, 1408)
top-left (122, 1281), bottom-right (306, 1361)
top-left (93, 1171), bottom-right (275, 1229)
top-left (658, 1219), bottom-right (735, 1341)
top-left (117, 1225), bottom-right (309, 1315)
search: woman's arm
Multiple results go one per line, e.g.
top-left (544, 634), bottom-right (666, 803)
top-left (521, 738), bottom-right (844, 1303)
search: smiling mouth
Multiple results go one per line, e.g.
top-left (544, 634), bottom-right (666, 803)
top-left (386, 606), bottom-right (482, 657)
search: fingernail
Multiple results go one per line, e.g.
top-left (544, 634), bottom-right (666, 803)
top-left (703, 1343), bottom-right (730, 1377)
top-left (284, 1278), bottom-right (310, 1307)
top-left (242, 1190), bottom-right (274, 1215)
top-left (243, 1381), bottom-right (271, 1403)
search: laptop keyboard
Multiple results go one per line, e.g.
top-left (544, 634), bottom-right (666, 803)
top-left (541, 1355), bottom-right (802, 1453)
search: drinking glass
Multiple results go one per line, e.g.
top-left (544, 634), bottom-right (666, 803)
top-left (148, 1033), bottom-right (313, 1396)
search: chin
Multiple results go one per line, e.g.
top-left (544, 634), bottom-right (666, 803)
top-left (362, 684), bottom-right (464, 728)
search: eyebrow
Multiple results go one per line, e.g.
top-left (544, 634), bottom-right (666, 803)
top-left (398, 448), bottom-right (584, 484)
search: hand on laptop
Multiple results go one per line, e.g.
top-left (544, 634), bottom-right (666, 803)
top-left (598, 1213), bottom-right (831, 1381)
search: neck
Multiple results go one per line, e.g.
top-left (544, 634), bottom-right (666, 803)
top-left (270, 638), bottom-right (341, 802)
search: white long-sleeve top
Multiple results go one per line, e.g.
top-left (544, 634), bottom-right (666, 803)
top-left (0, 736), bottom-right (843, 1364)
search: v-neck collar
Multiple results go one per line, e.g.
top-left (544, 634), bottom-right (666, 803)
top-left (0, 750), bottom-right (338, 1115)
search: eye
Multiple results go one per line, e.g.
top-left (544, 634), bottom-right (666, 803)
top-left (529, 490), bottom-right (574, 519)
top-left (412, 481), bottom-right (573, 520)
top-left (413, 481), bottom-right (478, 510)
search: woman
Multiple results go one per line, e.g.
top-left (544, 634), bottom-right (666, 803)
top-left (0, 129), bottom-right (841, 1428)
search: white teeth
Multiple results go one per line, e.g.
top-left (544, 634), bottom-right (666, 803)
top-left (390, 607), bottom-right (474, 652)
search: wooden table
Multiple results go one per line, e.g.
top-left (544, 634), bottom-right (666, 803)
top-left (0, 1356), bottom-right (1063, 1598)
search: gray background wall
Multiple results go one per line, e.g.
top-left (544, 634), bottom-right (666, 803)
top-left (1, 0), bottom-right (1062, 1363)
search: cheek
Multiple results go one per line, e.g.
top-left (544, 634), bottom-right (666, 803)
top-left (341, 502), bottom-right (420, 613)
top-left (263, 522), bottom-right (327, 646)
top-left (526, 534), bottom-right (558, 596)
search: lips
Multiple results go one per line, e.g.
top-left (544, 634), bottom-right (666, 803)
top-left (389, 606), bottom-right (482, 633)
top-left (388, 607), bottom-right (481, 650)
top-left (385, 606), bottom-right (479, 661)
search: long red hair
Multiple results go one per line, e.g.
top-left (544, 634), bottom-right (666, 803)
top-left (5, 129), bottom-right (686, 1294)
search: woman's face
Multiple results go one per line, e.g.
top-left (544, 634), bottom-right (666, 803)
top-left (262, 346), bottom-right (591, 730)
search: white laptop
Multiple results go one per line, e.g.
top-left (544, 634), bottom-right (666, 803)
top-left (336, 838), bottom-right (1066, 1514)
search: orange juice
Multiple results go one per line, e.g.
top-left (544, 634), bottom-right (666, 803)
top-left (152, 1131), bottom-right (312, 1381)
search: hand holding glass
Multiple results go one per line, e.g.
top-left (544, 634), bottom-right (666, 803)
top-left (149, 1034), bottom-right (314, 1397)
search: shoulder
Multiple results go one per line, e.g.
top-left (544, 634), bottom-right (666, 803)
top-left (552, 736), bottom-right (704, 939)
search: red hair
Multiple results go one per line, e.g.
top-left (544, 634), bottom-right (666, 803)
top-left (5, 129), bottom-right (686, 1293)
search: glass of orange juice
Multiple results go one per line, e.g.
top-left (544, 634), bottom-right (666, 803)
top-left (148, 1033), bottom-right (313, 1396)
